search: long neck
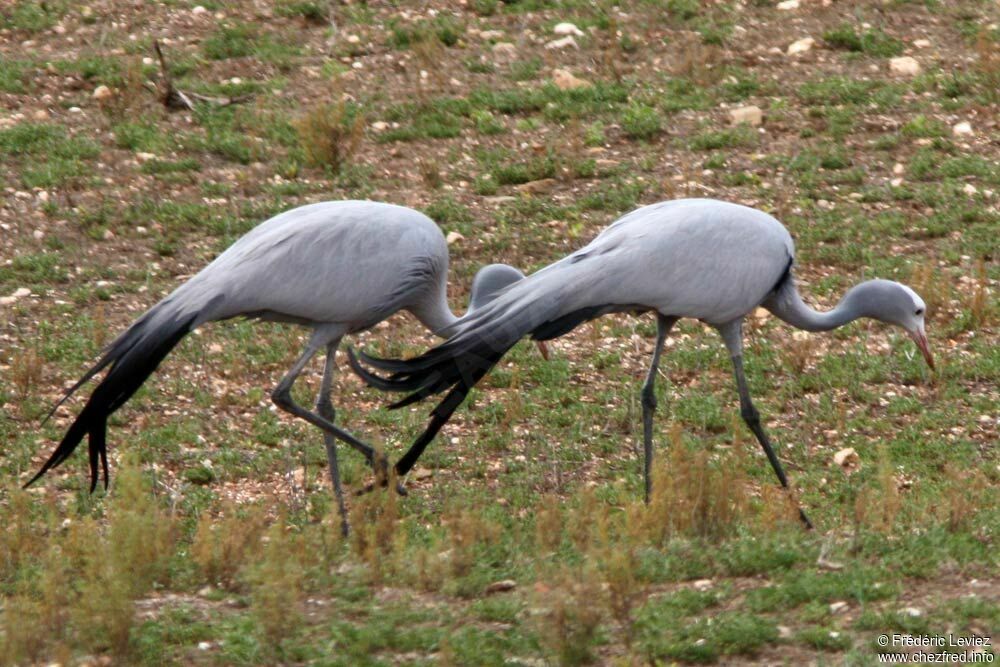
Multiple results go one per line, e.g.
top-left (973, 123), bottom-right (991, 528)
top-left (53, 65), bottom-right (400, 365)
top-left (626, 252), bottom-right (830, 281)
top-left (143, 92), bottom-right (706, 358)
top-left (409, 282), bottom-right (460, 338)
top-left (763, 278), bottom-right (863, 332)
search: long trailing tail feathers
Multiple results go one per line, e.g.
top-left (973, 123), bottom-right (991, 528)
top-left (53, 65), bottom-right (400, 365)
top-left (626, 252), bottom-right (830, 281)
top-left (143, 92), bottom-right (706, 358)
top-left (26, 307), bottom-right (196, 491)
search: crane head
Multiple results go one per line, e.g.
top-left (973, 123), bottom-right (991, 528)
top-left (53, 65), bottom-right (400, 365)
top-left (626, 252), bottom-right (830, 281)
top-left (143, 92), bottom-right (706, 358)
top-left (469, 263), bottom-right (548, 360)
top-left (851, 280), bottom-right (934, 369)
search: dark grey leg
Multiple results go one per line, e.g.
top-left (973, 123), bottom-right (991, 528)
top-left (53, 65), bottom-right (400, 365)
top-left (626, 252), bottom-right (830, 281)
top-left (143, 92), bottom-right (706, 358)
top-left (642, 314), bottom-right (678, 503)
top-left (315, 339), bottom-right (349, 537)
top-left (717, 320), bottom-right (813, 530)
top-left (271, 329), bottom-right (390, 484)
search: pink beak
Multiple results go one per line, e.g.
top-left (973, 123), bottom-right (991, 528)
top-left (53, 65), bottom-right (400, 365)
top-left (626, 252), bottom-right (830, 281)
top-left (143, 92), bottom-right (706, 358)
top-left (908, 328), bottom-right (935, 370)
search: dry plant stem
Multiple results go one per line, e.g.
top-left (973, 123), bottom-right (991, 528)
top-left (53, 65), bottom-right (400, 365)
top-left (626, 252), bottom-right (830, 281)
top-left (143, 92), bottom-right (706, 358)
top-left (153, 40), bottom-right (254, 111)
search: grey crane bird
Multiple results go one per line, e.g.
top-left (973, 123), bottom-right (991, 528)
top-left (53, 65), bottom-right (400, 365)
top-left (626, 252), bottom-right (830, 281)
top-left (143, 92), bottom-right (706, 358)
top-left (26, 200), bottom-right (536, 534)
top-left (349, 198), bottom-right (935, 529)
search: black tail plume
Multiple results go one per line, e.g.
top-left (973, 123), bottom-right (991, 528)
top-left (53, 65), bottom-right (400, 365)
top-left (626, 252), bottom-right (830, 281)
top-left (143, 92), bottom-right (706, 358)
top-left (25, 311), bottom-right (196, 491)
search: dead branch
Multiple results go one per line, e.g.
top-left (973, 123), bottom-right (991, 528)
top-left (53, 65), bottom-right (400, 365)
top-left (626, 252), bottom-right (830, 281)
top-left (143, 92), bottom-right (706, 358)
top-left (153, 40), bottom-right (254, 111)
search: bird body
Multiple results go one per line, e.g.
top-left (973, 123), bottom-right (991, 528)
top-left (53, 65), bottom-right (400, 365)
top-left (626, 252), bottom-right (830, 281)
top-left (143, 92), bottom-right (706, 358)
top-left (351, 198), bottom-right (934, 527)
top-left (159, 200), bottom-right (456, 331)
top-left (29, 200), bottom-right (530, 535)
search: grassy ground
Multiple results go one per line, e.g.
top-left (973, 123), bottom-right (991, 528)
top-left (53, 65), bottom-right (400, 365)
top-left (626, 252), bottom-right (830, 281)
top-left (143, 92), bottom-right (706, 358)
top-left (1, 0), bottom-right (998, 664)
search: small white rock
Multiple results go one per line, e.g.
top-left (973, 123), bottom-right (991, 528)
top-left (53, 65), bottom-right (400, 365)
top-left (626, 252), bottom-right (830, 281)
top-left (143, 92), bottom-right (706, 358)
top-left (33, 230), bottom-right (44, 240)
top-left (445, 231), bottom-right (464, 245)
top-left (192, 5), bottom-right (207, 14)
top-left (787, 37), bottom-right (815, 55)
top-left (491, 42), bottom-right (518, 60)
top-left (92, 85), bottom-right (112, 101)
top-left (963, 183), bottom-right (977, 195)
top-left (891, 177), bottom-right (904, 187)
top-left (553, 22), bottom-right (584, 37)
top-left (197, 641), bottom-right (212, 650)
top-left (371, 121), bottom-right (388, 131)
top-left (68, 106), bottom-right (82, 113)
top-left (136, 152), bottom-right (155, 162)
top-left (346, 34), bottom-right (360, 44)
top-left (546, 36), bottom-right (579, 50)
top-left (33, 109), bottom-right (50, 121)
top-left (952, 121), bottom-right (973, 136)
top-left (833, 447), bottom-right (858, 468)
top-left (901, 607), bottom-right (923, 617)
top-left (693, 579), bottom-right (714, 591)
top-left (777, 0), bottom-right (800, 9)
top-left (889, 56), bottom-right (922, 77)
top-left (12, 288), bottom-right (31, 298)
top-left (729, 105), bottom-right (763, 126)
top-left (479, 30), bottom-right (504, 41)
top-left (913, 39), bottom-right (931, 48)
top-left (893, 163), bottom-right (905, 175)
top-left (778, 625), bottom-right (793, 639)
top-left (829, 601), bottom-right (849, 614)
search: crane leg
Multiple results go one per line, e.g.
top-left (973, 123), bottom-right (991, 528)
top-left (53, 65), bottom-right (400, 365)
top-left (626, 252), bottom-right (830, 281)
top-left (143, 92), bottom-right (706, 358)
top-left (718, 320), bottom-right (813, 530)
top-left (641, 315), bottom-right (678, 504)
top-left (315, 339), bottom-right (349, 537)
top-left (271, 328), bottom-right (391, 491)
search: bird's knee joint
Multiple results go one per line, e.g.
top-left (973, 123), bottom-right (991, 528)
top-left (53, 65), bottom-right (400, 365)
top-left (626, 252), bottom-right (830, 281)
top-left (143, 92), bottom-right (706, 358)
top-left (641, 387), bottom-right (657, 410)
top-left (271, 387), bottom-right (292, 409)
top-left (316, 400), bottom-right (335, 421)
top-left (740, 405), bottom-right (760, 424)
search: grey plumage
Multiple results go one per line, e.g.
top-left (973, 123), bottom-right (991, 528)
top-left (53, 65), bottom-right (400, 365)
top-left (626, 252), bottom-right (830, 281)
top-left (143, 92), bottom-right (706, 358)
top-left (29, 200), bottom-right (528, 535)
top-left (350, 198), bottom-right (935, 527)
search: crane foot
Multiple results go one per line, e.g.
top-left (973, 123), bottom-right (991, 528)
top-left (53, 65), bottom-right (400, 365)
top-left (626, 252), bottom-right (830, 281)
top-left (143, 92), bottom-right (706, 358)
top-left (354, 480), bottom-right (408, 497)
top-left (798, 507), bottom-right (814, 531)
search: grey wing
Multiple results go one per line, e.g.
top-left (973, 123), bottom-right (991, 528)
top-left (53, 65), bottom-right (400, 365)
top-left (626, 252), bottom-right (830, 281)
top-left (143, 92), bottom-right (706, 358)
top-left (176, 201), bottom-right (448, 327)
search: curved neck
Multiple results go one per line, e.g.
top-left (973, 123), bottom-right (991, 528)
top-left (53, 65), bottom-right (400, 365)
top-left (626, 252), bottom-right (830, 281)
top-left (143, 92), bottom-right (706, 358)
top-left (764, 280), bottom-right (863, 332)
top-left (410, 291), bottom-right (459, 338)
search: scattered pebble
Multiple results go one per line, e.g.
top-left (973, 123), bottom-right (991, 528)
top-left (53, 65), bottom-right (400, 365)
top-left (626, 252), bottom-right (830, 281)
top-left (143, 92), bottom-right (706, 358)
top-left (553, 22), bottom-right (584, 37)
top-left (33, 109), bottom-right (50, 121)
top-left (693, 579), bottom-right (714, 591)
top-left (963, 183), bottom-right (977, 196)
top-left (893, 163), bottom-right (905, 175)
top-left (913, 38), bottom-right (932, 48)
top-left (371, 121), bottom-right (389, 131)
top-left (777, 0), bottom-right (800, 9)
top-left (485, 579), bottom-right (517, 594)
top-left (787, 37), bottom-right (814, 56)
top-left (778, 625), bottom-right (793, 639)
top-left (901, 607), bottom-right (923, 617)
top-left (729, 105), bottom-right (763, 126)
top-left (33, 230), bottom-right (44, 240)
top-left (445, 231), bottom-right (464, 245)
top-left (552, 68), bottom-right (590, 90)
top-left (833, 447), bottom-right (858, 469)
top-left (546, 36), bottom-right (579, 50)
top-left (829, 601), bottom-right (849, 614)
top-left (92, 85), bottom-right (113, 101)
top-left (952, 121), bottom-right (973, 136)
top-left (192, 5), bottom-right (207, 15)
top-left (479, 30), bottom-right (504, 41)
top-left (491, 42), bottom-right (518, 60)
top-left (889, 56), bottom-right (922, 77)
